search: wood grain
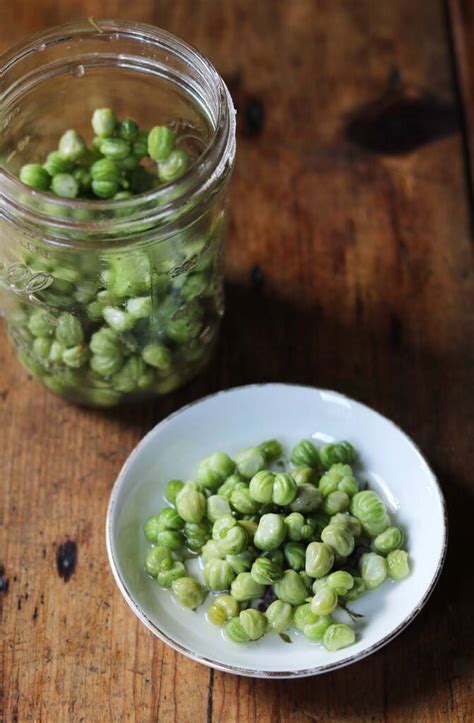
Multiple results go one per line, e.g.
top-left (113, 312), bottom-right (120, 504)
top-left (1, 1), bottom-right (474, 721)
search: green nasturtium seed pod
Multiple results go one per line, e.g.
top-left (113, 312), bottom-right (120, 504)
top-left (373, 526), bottom-right (404, 555)
top-left (165, 479), bottom-right (185, 505)
top-left (230, 487), bottom-right (260, 515)
top-left (226, 550), bottom-right (254, 575)
top-left (254, 513), bottom-right (286, 551)
top-left (291, 439), bottom-right (320, 468)
top-left (206, 495), bottom-right (232, 523)
top-left (305, 542), bottom-right (335, 578)
top-left (273, 569), bottom-right (308, 606)
top-left (56, 312), bottom-right (84, 347)
top-left (326, 570), bottom-right (354, 596)
top-left (218, 525), bottom-right (248, 555)
top-left (51, 173), bottom-right (79, 199)
top-left (58, 130), bottom-right (87, 161)
top-left (272, 473), bottom-right (298, 506)
top-left (387, 549), bottom-right (410, 580)
top-left (20, 163), bottom-right (51, 190)
top-left (265, 600), bottom-right (293, 633)
top-left (144, 546), bottom-right (173, 577)
top-left (157, 561), bottom-right (187, 587)
top-left (321, 523), bottom-right (355, 558)
top-left (142, 342), bottom-right (172, 370)
top-left (119, 117), bottom-right (139, 141)
top-left (208, 594), bottom-right (240, 626)
top-left (351, 490), bottom-right (391, 536)
top-left (201, 539), bottom-right (224, 561)
top-left (291, 466), bottom-right (318, 486)
top-left (284, 542), bottom-right (306, 571)
top-left (249, 470), bottom-right (275, 503)
top-left (100, 137), bottom-right (131, 161)
top-left (92, 108), bottom-right (117, 138)
top-left (230, 572), bottom-right (265, 602)
top-left (304, 614), bottom-right (333, 641)
top-left (259, 439), bottom-right (283, 463)
top-left (234, 446), bottom-right (266, 479)
top-left (323, 490), bottom-right (350, 516)
top-left (148, 125), bottom-right (176, 162)
top-left (290, 484), bottom-right (323, 513)
top-left (250, 556), bottom-right (283, 585)
top-left (319, 464), bottom-right (359, 498)
top-left (323, 623), bottom-right (356, 651)
top-left (156, 530), bottom-right (185, 550)
top-left (311, 586), bottom-right (338, 616)
top-left (344, 574), bottom-right (366, 601)
top-left (175, 488), bottom-right (207, 524)
top-left (171, 576), bottom-right (205, 609)
top-left (225, 616), bottom-right (250, 644)
top-left (239, 609), bottom-right (267, 641)
top-left (293, 602), bottom-right (318, 631)
top-left (197, 452), bottom-right (236, 490)
top-left (319, 441), bottom-right (356, 470)
top-left (158, 148), bottom-right (190, 183)
top-left (360, 552), bottom-right (388, 589)
top-left (203, 559), bottom-right (236, 591)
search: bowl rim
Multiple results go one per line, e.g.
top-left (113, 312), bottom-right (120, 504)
top-left (105, 382), bottom-right (448, 678)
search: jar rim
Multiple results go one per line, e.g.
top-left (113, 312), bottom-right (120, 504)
top-left (0, 19), bottom-right (236, 248)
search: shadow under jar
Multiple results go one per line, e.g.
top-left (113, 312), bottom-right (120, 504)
top-left (0, 20), bottom-right (236, 407)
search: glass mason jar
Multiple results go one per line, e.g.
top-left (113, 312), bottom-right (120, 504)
top-left (0, 21), bottom-right (236, 406)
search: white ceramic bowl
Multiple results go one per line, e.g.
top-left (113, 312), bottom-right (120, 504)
top-left (106, 384), bottom-right (447, 678)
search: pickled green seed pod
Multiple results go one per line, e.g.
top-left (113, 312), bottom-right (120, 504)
top-left (360, 552), bottom-right (388, 589)
top-left (290, 484), bottom-right (323, 514)
top-left (272, 473), bottom-right (297, 506)
top-left (156, 530), bottom-right (184, 550)
top-left (249, 470), bottom-right (275, 503)
top-left (284, 512), bottom-right (313, 542)
top-left (225, 617), bottom-right (250, 643)
top-left (203, 559), bottom-right (236, 591)
top-left (157, 561), bottom-right (186, 587)
top-left (43, 151), bottom-right (73, 176)
top-left (373, 526), bottom-right (404, 555)
top-left (90, 326), bottom-right (122, 356)
top-left (119, 117), bottom-right (139, 141)
top-left (73, 167), bottom-right (91, 192)
top-left (230, 572), bottom-right (265, 602)
top-left (238, 519), bottom-right (258, 541)
top-left (212, 515), bottom-right (236, 541)
top-left (208, 594), bottom-right (240, 626)
top-left (33, 337), bottom-right (52, 360)
top-left (103, 306), bottom-right (135, 333)
top-left (323, 623), bottom-right (355, 651)
top-left (293, 603), bottom-right (318, 631)
top-left (291, 439), bottom-right (320, 468)
top-left (291, 466), bottom-right (318, 486)
top-left (155, 508), bottom-right (185, 531)
top-left (90, 157), bottom-right (121, 182)
top-left (263, 549), bottom-right (285, 568)
top-left (250, 556), bottom-right (283, 585)
top-left (351, 490), bottom-right (391, 536)
top-left (183, 521), bottom-right (210, 551)
top-left (254, 513), bottom-right (286, 551)
top-left (142, 342), bottom-right (172, 371)
top-left (171, 577), bottom-right (205, 609)
top-left (387, 550), bottom-right (410, 580)
top-left (158, 148), bottom-right (190, 182)
top-left (326, 570), bottom-right (354, 596)
top-left (218, 525), bottom-right (248, 555)
top-left (265, 600), bottom-right (293, 633)
top-left (207, 495), bottom-right (232, 522)
top-left (201, 540), bottom-right (225, 562)
top-left (51, 172), bottom-right (79, 199)
top-left (92, 179), bottom-right (119, 198)
top-left (131, 131), bottom-right (149, 159)
top-left (90, 351), bottom-right (123, 377)
top-left (126, 296), bottom-right (152, 320)
top-left (175, 488), bottom-right (206, 524)
top-left (148, 125), bottom-right (175, 162)
top-left (56, 312), bottom-right (84, 347)
top-left (196, 452), bottom-right (235, 490)
top-left (165, 479), bottom-right (185, 505)
top-left (305, 542), bottom-right (335, 578)
top-left (217, 473), bottom-right (247, 499)
top-left (234, 446), bottom-right (266, 479)
top-left (48, 340), bottom-right (65, 364)
top-left (143, 514), bottom-right (167, 540)
top-left (304, 614), bottom-right (333, 641)
top-left (100, 137), bottom-right (131, 161)
top-left (321, 523), bottom-right (355, 558)
top-left (323, 490), bottom-right (350, 516)
top-left (239, 609), bottom-right (267, 641)
top-left (20, 163), bottom-right (51, 190)
top-left (62, 344), bottom-right (89, 369)
top-left (319, 441), bottom-right (356, 470)
top-left (273, 569), bottom-right (308, 606)
top-left (226, 549), bottom-right (254, 574)
top-left (319, 464), bottom-right (359, 498)
top-left (144, 546), bottom-right (173, 577)
top-left (330, 513), bottom-right (362, 538)
top-left (284, 542), bottom-right (306, 571)
top-left (58, 130), bottom-right (87, 161)
top-left (344, 574), bottom-right (366, 601)
top-left (311, 586), bottom-right (338, 616)
top-left (112, 356), bottom-right (148, 393)
top-left (92, 108), bottom-right (117, 137)
top-left (230, 487), bottom-right (260, 515)
top-left (28, 309), bottom-right (54, 337)
top-left (259, 439), bottom-right (283, 463)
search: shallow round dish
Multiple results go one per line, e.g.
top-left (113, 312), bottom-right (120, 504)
top-left (106, 383), bottom-right (447, 678)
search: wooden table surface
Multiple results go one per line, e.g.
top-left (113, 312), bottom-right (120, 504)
top-left (1, 1), bottom-right (473, 721)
